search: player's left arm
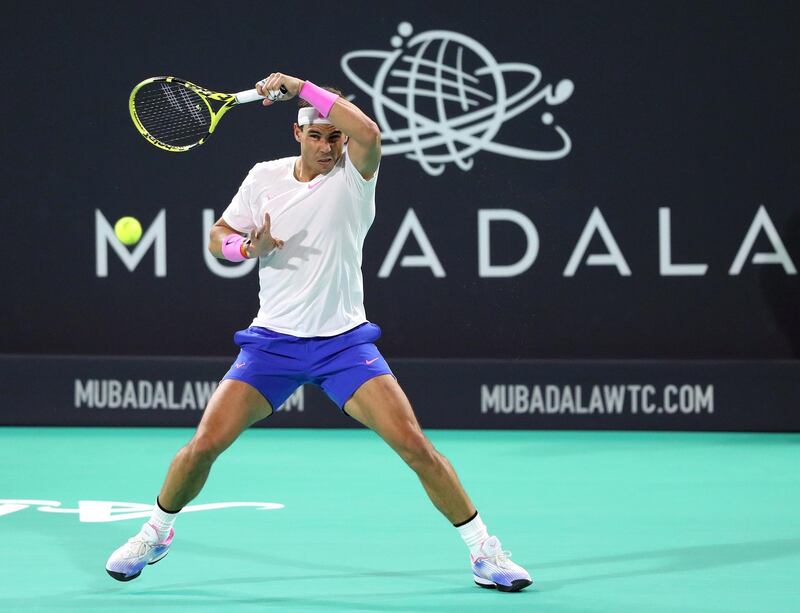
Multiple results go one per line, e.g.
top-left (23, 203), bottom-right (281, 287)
top-left (257, 73), bottom-right (381, 180)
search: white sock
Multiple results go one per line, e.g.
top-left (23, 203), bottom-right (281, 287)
top-left (455, 512), bottom-right (489, 558)
top-left (148, 498), bottom-right (178, 540)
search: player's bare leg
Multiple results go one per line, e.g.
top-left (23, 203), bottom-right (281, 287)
top-left (106, 380), bottom-right (272, 581)
top-left (159, 379), bottom-right (273, 510)
top-left (344, 374), bottom-right (475, 523)
top-left (345, 374), bottom-right (532, 592)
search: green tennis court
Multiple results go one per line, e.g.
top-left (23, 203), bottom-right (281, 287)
top-left (2, 427), bottom-right (799, 612)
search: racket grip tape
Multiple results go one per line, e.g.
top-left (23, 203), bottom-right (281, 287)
top-left (235, 84), bottom-right (288, 105)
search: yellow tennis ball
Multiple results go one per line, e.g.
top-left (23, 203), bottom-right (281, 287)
top-left (114, 216), bottom-right (143, 246)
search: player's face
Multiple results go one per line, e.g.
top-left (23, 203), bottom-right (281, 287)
top-left (294, 124), bottom-right (345, 175)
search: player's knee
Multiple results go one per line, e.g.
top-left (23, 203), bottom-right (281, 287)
top-left (186, 432), bottom-right (226, 465)
top-left (398, 432), bottom-right (438, 473)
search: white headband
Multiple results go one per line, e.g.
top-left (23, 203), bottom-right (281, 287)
top-left (297, 107), bottom-right (332, 126)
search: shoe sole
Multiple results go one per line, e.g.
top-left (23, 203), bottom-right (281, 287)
top-left (474, 575), bottom-right (532, 592)
top-left (106, 550), bottom-right (170, 582)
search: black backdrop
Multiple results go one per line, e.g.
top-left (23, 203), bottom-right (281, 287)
top-left (2, 0), bottom-right (798, 361)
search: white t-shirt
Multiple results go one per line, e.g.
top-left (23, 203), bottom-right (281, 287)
top-left (222, 151), bottom-right (377, 337)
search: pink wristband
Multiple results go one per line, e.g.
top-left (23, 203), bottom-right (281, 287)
top-left (299, 81), bottom-right (338, 118)
top-left (222, 234), bottom-right (247, 262)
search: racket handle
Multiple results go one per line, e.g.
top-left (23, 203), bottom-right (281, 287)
top-left (235, 89), bottom-right (264, 104)
top-left (235, 84), bottom-right (288, 104)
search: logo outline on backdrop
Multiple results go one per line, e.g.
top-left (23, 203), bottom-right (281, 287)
top-left (0, 499), bottom-right (284, 523)
top-left (341, 22), bottom-right (574, 176)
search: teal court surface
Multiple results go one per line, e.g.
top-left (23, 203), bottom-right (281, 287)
top-left (1, 428), bottom-right (799, 612)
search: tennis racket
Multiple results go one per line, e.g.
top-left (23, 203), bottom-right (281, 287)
top-left (129, 76), bottom-right (287, 152)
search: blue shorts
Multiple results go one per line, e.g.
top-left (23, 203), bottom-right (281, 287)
top-left (221, 322), bottom-right (393, 412)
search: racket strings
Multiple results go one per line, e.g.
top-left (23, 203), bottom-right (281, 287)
top-left (133, 82), bottom-right (212, 147)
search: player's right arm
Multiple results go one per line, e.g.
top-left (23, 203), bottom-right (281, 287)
top-left (208, 213), bottom-right (284, 259)
top-left (257, 73), bottom-right (381, 180)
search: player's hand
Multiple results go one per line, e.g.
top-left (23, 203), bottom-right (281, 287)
top-left (245, 212), bottom-right (284, 257)
top-left (256, 73), bottom-right (303, 106)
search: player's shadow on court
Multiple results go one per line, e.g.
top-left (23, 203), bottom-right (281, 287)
top-left (89, 537), bottom-right (800, 606)
top-left (95, 540), bottom-right (489, 607)
top-left (539, 537), bottom-right (800, 590)
top-left (149, 537), bottom-right (800, 593)
top-left (263, 230), bottom-right (321, 271)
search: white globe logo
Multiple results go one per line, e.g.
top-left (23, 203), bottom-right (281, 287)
top-left (342, 22), bottom-right (574, 176)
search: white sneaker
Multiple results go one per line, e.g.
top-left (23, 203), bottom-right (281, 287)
top-left (106, 522), bottom-right (174, 581)
top-left (471, 535), bottom-right (533, 592)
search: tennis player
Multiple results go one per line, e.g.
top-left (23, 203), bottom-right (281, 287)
top-left (106, 72), bottom-right (532, 592)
